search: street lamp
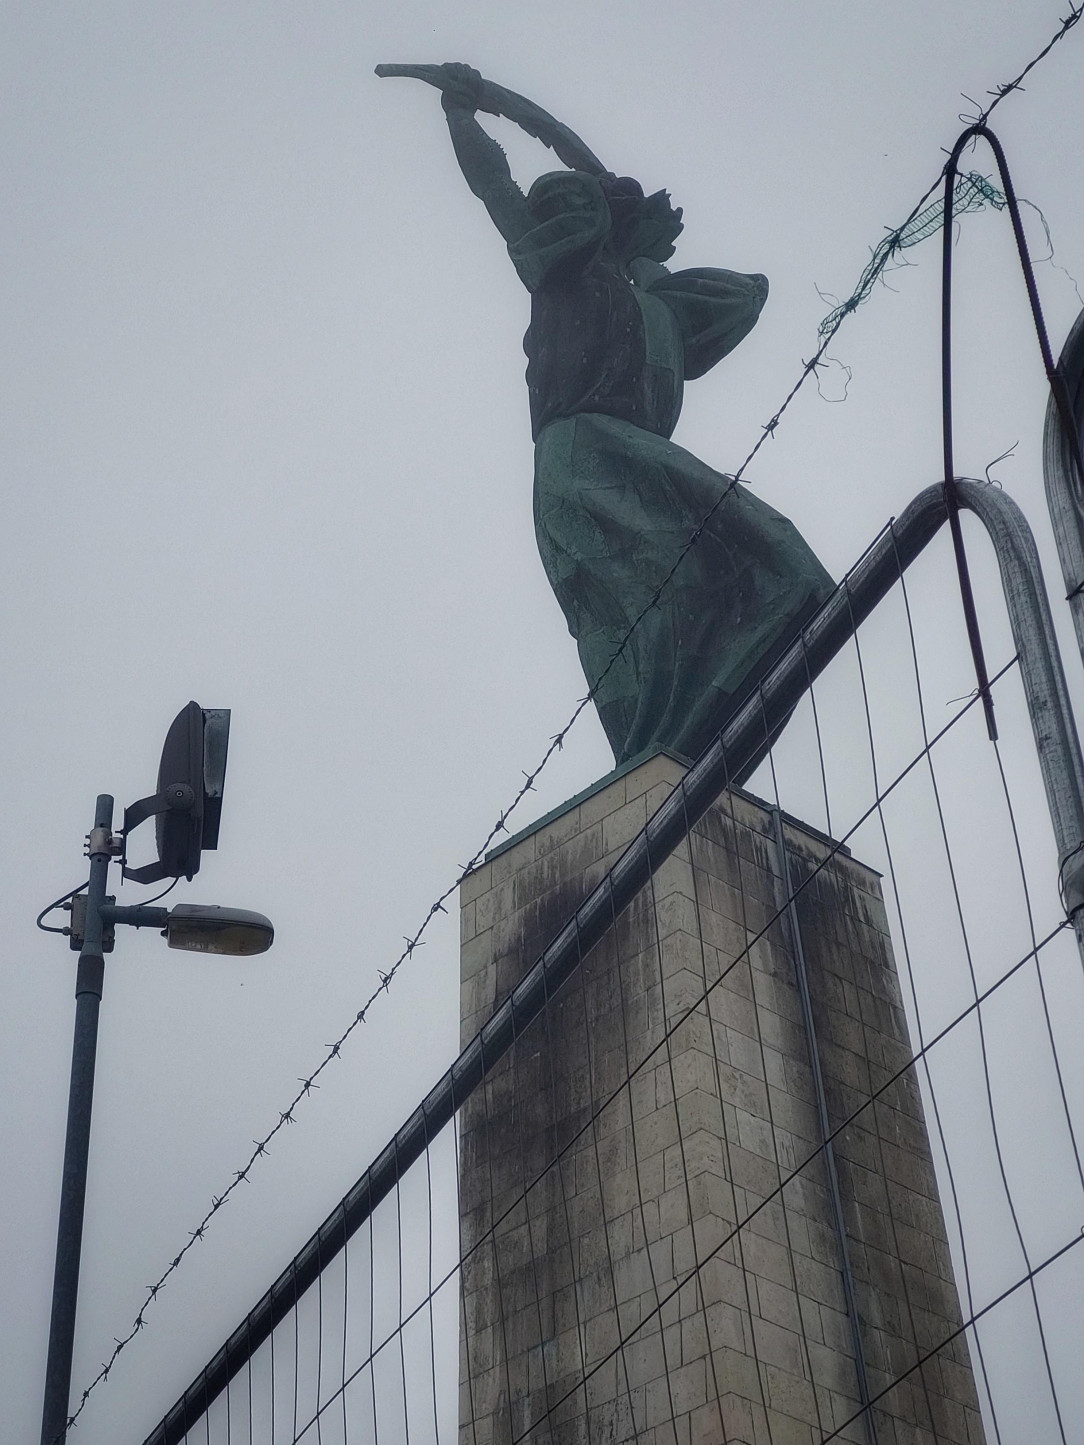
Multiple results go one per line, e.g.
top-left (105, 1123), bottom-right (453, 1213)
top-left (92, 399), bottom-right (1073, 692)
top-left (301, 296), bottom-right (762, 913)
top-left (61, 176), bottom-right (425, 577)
top-left (38, 704), bottom-right (273, 1445)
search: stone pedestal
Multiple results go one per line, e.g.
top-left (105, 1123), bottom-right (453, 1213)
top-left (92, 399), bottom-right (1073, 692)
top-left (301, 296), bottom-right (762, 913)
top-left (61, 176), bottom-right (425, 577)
top-left (458, 754), bottom-right (985, 1445)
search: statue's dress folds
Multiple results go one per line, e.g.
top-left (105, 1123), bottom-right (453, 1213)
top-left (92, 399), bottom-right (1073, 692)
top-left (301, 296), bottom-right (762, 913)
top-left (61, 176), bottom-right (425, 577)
top-left (511, 171), bottom-right (835, 766)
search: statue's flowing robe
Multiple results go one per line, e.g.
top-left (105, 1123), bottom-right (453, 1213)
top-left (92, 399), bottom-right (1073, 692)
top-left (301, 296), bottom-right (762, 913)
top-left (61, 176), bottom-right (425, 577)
top-left (511, 171), bottom-right (835, 768)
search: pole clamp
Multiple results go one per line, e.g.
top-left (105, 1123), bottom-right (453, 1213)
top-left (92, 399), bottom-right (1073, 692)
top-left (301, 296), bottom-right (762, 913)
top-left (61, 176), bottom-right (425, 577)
top-left (87, 826), bottom-right (122, 859)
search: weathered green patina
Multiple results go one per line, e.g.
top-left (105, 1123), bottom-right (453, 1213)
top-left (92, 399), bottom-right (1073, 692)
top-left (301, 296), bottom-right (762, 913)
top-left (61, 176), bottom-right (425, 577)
top-left (379, 63), bottom-right (834, 768)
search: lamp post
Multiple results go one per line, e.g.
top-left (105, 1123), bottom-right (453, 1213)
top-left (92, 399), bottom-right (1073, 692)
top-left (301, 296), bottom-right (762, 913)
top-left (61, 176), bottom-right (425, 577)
top-left (38, 706), bottom-right (273, 1445)
top-left (40, 795), bottom-right (115, 1445)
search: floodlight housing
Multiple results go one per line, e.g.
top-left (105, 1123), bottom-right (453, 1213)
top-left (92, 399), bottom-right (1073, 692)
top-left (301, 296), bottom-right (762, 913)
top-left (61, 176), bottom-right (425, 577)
top-left (123, 703), bottom-right (231, 884)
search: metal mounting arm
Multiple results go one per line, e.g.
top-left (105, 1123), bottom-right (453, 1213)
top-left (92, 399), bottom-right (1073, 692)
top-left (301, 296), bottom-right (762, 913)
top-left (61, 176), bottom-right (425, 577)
top-left (120, 785), bottom-right (197, 884)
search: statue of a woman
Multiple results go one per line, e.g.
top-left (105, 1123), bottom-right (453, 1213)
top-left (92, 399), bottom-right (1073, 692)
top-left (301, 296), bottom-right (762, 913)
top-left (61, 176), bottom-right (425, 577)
top-left (380, 63), bottom-right (834, 770)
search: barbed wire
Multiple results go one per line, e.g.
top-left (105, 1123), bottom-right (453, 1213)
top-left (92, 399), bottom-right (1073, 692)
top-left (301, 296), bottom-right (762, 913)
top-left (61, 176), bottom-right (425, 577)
top-left (59, 7), bottom-right (1084, 1437)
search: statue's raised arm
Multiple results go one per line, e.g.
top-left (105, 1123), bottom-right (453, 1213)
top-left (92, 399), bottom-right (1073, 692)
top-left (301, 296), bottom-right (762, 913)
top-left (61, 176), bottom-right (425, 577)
top-left (375, 62), bottom-right (609, 247)
top-left (375, 62), bottom-right (607, 172)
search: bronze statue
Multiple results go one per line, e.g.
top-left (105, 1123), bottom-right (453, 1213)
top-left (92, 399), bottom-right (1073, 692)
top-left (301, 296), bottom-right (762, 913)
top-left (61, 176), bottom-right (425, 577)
top-left (379, 63), bottom-right (834, 769)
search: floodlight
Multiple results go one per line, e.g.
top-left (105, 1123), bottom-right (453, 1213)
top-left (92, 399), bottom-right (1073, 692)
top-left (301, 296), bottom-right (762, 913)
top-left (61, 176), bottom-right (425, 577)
top-left (122, 703), bottom-right (231, 883)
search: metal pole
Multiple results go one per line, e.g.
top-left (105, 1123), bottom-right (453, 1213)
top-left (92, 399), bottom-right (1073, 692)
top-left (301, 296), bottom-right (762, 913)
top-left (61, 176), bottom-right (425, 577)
top-left (40, 795), bottom-right (114, 1445)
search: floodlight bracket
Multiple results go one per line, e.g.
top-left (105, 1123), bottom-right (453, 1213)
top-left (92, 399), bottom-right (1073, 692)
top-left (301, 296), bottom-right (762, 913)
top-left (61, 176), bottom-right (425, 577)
top-left (120, 785), bottom-right (198, 883)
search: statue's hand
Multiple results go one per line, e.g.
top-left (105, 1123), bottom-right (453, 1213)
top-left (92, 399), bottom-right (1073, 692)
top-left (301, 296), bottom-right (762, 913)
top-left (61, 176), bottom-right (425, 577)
top-left (437, 62), bottom-right (484, 113)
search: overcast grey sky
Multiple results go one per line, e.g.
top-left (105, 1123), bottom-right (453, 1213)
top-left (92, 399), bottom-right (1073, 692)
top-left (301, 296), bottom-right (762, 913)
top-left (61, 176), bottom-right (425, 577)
top-left (4, 3), bottom-right (1084, 1442)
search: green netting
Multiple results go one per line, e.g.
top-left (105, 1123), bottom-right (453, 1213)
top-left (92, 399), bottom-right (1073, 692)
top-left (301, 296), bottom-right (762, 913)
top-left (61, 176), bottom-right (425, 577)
top-left (819, 171), bottom-right (1006, 338)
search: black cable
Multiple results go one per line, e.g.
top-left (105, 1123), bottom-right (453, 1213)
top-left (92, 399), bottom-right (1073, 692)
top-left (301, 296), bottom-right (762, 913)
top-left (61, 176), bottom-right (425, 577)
top-left (139, 876), bottom-right (180, 908)
top-left (939, 116), bottom-right (1084, 748)
top-left (36, 878), bottom-right (89, 935)
top-left (941, 137), bottom-right (999, 743)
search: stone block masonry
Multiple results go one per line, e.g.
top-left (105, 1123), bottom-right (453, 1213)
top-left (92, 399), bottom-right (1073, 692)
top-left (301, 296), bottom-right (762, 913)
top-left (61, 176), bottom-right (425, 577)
top-left (458, 753), bottom-right (986, 1445)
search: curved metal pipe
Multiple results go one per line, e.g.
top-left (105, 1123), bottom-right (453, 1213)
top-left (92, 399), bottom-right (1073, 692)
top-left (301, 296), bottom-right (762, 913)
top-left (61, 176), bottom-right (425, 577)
top-left (960, 479), bottom-right (1084, 888)
top-left (140, 480), bottom-right (1084, 1445)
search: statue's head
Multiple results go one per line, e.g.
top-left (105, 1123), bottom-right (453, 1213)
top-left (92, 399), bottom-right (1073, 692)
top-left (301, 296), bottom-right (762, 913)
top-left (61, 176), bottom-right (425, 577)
top-left (600, 175), bottom-right (684, 265)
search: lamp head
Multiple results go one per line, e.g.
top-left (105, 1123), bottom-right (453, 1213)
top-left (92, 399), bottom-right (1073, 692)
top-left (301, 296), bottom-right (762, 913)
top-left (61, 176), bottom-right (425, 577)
top-left (165, 904), bottom-right (274, 957)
